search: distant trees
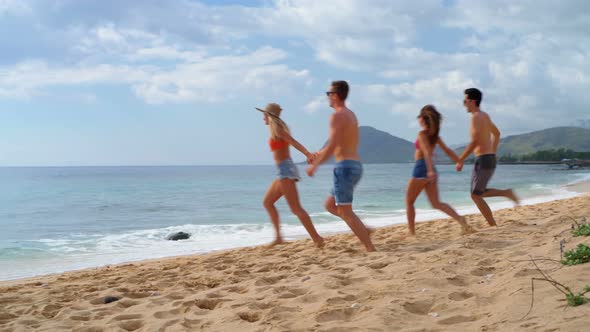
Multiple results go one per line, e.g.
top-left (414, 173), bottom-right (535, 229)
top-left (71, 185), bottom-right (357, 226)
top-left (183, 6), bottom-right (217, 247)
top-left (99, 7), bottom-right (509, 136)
top-left (500, 149), bottom-right (590, 162)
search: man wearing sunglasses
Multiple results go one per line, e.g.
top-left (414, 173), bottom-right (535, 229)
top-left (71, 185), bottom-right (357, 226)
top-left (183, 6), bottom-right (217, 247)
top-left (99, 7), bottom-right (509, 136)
top-left (307, 80), bottom-right (376, 252)
top-left (456, 88), bottom-right (519, 227)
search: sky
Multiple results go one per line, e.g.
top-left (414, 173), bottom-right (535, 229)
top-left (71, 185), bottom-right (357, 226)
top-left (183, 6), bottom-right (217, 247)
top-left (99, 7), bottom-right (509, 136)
top-left (0, 0), bottom-right (589, 166)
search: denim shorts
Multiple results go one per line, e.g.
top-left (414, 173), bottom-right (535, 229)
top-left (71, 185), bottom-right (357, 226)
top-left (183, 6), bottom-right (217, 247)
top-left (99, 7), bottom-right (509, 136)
top-left (277, 158), bottom-right (300, 181)
top-left (330, 160), bottom-right (363, 206)
top-left (412, 159), bottom-right (436, 179)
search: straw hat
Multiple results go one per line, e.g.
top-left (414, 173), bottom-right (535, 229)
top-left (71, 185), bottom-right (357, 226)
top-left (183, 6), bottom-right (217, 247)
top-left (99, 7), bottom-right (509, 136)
top-left (255, 103), bottom-right (282, 118)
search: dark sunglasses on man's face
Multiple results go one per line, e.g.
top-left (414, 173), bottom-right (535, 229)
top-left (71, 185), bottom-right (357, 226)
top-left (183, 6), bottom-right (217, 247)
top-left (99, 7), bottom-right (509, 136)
top-left (326, 91), bottom-right (337, 96)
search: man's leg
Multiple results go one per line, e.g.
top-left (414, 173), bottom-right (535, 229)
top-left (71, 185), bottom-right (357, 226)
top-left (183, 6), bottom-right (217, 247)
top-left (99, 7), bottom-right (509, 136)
top-left (337, 205), bottom-right (376, 252)
top-left (482, 188), bottom-right (520, 204)
top-left (471, 193), bottom-right (497, 226)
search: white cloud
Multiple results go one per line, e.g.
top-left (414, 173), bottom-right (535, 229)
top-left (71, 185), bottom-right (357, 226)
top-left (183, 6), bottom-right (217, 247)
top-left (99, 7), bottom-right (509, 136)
top-left (0, 0), bottom-right (31, 16)
top-left (0, 47), bottom-right (310, 104)
top-left (303, 96), bottom-right (325, 113)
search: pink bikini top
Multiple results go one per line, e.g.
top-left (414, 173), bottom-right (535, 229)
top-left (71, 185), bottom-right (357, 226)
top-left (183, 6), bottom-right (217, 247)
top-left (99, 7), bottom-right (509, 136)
top-left (414, 139), bottom-right (420, 150)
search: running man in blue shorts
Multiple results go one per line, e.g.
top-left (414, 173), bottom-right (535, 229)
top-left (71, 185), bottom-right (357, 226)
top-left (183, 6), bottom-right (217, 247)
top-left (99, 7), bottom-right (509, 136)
top-left (456, 88), bottom-right (519, 226)
top-left (307, 81), bottom-right (376, 252)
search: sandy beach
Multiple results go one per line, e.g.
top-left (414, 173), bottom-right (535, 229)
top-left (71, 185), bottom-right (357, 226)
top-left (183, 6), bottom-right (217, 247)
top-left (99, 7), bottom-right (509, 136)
top-left (1, 191), bottom-right (590, 331)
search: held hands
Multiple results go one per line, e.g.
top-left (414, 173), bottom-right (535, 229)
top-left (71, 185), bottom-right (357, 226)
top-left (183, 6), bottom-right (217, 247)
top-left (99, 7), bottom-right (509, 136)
top-left (455, 161), bottom-right (464, 172)
top-left (306, 151), bottom-right (321, 177)
top-left (306, 164), bottom-right (317, 177)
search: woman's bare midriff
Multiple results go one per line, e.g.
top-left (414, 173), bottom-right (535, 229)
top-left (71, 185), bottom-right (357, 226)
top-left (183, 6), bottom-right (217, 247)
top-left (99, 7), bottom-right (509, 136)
top-left (273, 148), bottom-right (291, 164)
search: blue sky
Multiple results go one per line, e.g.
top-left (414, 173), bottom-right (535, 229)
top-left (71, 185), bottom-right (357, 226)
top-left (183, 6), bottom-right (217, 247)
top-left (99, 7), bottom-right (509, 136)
top-left (1, 0), bottom-right (589, 166)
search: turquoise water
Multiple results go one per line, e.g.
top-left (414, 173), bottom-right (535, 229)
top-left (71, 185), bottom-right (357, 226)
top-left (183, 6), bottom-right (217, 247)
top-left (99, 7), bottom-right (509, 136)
top-left (1, 164), bottom-right (588, 280)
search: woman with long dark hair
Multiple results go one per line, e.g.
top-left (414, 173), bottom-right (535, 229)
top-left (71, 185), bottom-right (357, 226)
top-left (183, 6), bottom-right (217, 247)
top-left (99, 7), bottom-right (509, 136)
top-left (405, 105), bottom-right (475, 236)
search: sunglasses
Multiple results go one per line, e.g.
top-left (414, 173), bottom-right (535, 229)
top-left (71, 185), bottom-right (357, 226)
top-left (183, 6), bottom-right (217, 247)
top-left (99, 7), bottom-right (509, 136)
top-left (325, 91), bottom-right (337, 96)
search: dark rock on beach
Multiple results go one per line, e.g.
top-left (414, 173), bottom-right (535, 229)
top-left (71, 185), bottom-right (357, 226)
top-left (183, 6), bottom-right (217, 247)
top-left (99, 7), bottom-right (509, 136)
top-left (166, 232), bottom-right (191, 241)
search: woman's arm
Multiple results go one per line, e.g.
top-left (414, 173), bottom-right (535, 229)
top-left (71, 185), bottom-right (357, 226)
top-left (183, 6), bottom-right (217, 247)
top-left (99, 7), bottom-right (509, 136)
top-left (418, 133), bottom-right (436, 180)
top-left (278, 129), bottom-right (312, 160)
top-left (437, 137), bottom-right (459, 163)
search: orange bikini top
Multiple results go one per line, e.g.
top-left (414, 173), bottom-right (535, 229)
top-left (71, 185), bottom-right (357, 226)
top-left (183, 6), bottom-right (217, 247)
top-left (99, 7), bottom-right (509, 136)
top-left (269, 138), bottom-right (289, 151)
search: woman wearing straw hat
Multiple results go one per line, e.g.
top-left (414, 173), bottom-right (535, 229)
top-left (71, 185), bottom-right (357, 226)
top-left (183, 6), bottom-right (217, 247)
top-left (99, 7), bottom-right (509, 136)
top-left (256, 103), bottom-right (325, 248)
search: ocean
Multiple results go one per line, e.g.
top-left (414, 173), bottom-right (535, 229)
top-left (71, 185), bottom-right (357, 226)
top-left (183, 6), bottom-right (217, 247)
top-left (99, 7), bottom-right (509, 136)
top-left (1, 164), bottom-right (589, 280)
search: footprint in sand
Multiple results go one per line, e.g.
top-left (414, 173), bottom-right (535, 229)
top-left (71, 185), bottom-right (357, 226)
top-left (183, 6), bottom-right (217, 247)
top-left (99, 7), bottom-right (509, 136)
top-left (446, 276), bottom-right (468, 287)
top-left (72, 326), bottom-right (104, 332)
top-left (367, 262), bottom-right (389, 270)
top-left (315, 307), bottom-right (357, 323)
top-left (68, 312), bottom-right (92, 321)
top-left (254, 275), bottom-right (285, 286)
top-left (117, 320), bottom-right (144, 331)
top-left (195, 298), bottom-right (223, 310)
top-left (238, 311), bottom-right (261, 322)
top-left (157, 318), bottom-right (181, 330)
top-left (326, 294), bottom-right (357, 305)
top-left (448, 291), bottom-right (475, 301)
top-left (514, 269), bottom-right (539, 277)
top-left (402, 299), bottom-right (434, 315)
top-left (41, 303), bottom-right (63, 318)
top-left (223, 285), bottom-right (249, 294)
top-left (437, 315), bottom-right (478, 325)
top-left (470, 266), bottom-right (495, 277)
top-left (154, 308), bottom-right (182, 319)
top-left (181, 318), bottom-right (202, 329)
top-left (164, 292), bottom-right (186, 300)
top-left (110, 314), bottom-right (143, 322)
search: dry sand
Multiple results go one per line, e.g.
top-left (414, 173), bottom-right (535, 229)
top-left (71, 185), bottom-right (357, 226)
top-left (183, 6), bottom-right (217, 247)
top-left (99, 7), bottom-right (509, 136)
top-left (1, 193), bottom-right (590, 331)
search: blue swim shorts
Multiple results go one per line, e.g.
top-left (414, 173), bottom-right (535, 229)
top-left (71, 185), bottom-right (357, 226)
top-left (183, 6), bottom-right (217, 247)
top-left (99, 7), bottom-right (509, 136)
top-left (330, 160), bottom-right (363, 206)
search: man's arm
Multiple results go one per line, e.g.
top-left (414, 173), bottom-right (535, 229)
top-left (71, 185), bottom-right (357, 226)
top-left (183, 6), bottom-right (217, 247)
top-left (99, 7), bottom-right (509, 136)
top-left (490, 121), bottom-right (501, 154)
top-left (458, 115), bottom-right (480, 162)
top-left (313, 114), bottom-right (340, 166)
top-left (307, 114), bottom-right (341, 176)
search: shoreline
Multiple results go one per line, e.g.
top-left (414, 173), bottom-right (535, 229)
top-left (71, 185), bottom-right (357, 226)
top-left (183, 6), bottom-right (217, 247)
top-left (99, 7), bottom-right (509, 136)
top-left (2, 179), bottom-right (589, 283)
top-left (1, 193), bottom-right (589, 331)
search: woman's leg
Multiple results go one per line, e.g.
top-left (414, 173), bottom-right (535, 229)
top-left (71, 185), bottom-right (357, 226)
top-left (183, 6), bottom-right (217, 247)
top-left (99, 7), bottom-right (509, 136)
top-left (425, 180), bottom-right (474, 234)
top-left (263, 179), bottom-right (284, 245)
top-left (280, 179), bottom-right (324, 247)
top-left (405, 178), bottom-right (428, 236)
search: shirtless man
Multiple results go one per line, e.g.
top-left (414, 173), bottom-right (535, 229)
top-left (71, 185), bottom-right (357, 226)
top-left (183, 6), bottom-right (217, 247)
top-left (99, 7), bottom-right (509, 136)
top-left (307, 81), bottom-right (376, 252)
top-left (456, 88), bottom-right (519, 226)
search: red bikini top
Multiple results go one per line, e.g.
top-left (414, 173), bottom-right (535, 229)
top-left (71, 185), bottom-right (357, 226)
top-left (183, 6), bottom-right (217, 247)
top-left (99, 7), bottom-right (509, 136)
top-left (269, 138), bottom-right (289, 151)
top-left (415, 139), bottom-right (420, 150)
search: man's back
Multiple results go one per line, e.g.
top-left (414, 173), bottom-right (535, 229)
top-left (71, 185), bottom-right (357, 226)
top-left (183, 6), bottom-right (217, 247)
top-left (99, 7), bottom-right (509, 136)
top-left (471, 111), bottom-right (496, 156)
top-left (333, 108), bottom-right (360, 162)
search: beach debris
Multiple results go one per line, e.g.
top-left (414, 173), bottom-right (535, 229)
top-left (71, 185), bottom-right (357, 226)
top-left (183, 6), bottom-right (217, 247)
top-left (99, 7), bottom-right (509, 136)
top-left (351, 303), bottom-right (361, 309)
top-left (301, 276), bottom-right (311, 282)
top-left (419, 288), bottom-right (429, 293)
top-left (428, 312), bottom-right (439, 318)
top-left (560, 239), bottom-right (566, 260)
top-left (103, 296), bottom-right (120, 304)
top-left (150, 291), bottom-right (161, 297)
top-left (166, 232), bottom-right (191, 241)
top-left (485, 273), bottom-right (494, 280)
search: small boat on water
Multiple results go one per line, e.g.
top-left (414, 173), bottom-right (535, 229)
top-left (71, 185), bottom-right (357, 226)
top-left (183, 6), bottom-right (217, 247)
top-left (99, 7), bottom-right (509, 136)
top-left (561, 158), bottom-right (590, 169)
